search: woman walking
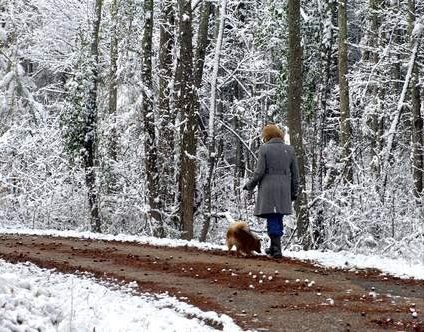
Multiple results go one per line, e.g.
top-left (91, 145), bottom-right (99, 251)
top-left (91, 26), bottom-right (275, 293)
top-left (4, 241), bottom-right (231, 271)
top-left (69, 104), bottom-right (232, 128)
top-left (243, 124), bottom-right (299, 258)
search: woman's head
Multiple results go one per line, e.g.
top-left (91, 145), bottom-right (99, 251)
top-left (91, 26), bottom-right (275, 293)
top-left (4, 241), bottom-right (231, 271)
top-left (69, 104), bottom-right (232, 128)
top-left (262, 124), bottom-right (284, 143)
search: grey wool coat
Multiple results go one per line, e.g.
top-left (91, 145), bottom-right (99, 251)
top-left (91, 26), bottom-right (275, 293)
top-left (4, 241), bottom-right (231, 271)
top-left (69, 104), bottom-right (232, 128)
top-left (244, 138), bottom-right (299, 217)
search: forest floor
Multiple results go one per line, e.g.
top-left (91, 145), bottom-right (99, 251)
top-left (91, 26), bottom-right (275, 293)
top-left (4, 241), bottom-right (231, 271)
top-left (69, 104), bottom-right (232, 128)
top-left (0, 234), bottom-right (423, 332)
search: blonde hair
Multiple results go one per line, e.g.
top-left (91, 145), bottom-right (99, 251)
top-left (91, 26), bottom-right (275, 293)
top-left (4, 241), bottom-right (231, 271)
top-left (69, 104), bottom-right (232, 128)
top-left (262, 124), bottom-right (284, 143)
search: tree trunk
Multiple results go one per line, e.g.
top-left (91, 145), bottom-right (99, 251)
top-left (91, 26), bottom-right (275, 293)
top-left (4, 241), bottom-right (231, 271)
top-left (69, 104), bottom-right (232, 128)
top-left (411, 67), bottom-right (423, 199)
top-left (108, 0), bottom-right (118, 164)
top-left (287, 0), bottom-right (310, 249)
top-left (200, 0), bottom-right (227, 242)
top-left (318, 0), bottom-right (337, 192)
top-left (194, 1), bottom-right (212, 89)
top-left (141, 0), bottom-right (161, 235)
top-left (105, 0), bottom-right (119, 200)
top-left (85, 0), bottom-right (103, 233)
top-left (362, 0), bottom-right (385, 201)
top-left (233, 114), bottom-right (245, 199)
top-left (381, 39), bottom-right (421, 199)
top-left (368, 0), bottom-right (381, 180)
top-left (194, 1), bottom-right (213, 142)
top-left (177, 0), bottom-right (196, 240)
top-left (338, 0), bottom-right (353, 184)
top-left (158, 1), bottom-right (176, 226)
top-left (408, 0), bottom-right (424, 200)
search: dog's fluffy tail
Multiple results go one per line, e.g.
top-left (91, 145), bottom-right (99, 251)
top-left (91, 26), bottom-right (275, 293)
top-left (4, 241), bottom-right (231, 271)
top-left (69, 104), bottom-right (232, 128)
top-left (226, 221), bottom-right (260, 255)
top-left (232, 225), bottom-right (253, 242)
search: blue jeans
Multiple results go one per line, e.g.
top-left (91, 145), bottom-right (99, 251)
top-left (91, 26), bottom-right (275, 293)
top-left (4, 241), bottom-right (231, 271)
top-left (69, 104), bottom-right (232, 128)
top-left (266, 213), bottom-right (284, 237)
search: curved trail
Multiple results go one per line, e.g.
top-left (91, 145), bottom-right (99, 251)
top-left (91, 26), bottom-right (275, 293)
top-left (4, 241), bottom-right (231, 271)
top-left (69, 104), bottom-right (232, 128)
top-left (0, 234), bottom-right (423, 331)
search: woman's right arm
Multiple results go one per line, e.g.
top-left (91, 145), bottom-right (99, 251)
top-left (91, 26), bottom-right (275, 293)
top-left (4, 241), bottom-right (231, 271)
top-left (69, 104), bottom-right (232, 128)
top-left (244, 146), bottom-right (266, 191)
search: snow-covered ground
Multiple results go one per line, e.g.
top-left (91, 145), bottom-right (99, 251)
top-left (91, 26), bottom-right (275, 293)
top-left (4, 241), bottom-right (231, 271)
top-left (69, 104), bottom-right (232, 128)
top-left (283, 250), bottom-right (424, 280)
top-left (0, 259), bottom-right (242, 332)
top-left (1, 228), bottom-right (424, 281)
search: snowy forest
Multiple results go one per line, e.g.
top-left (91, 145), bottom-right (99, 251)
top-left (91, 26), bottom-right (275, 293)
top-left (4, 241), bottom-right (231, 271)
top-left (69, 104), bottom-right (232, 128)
top-left (0, 0), bottom-right (423, 260)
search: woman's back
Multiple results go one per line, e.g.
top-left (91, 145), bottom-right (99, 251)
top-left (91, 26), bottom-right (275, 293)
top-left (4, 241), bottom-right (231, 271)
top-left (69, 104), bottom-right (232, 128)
top-left (262, 138), bottom-right (295, 176)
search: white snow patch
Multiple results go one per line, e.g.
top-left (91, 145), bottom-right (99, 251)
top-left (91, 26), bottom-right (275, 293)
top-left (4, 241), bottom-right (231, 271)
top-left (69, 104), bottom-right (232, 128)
top-left (412, 22), bottom-right (424, 39)
top-left (182, 14), bottom-right (190, 22)
top-left (0, 259), bottom-right (242, 332)
top-left (300, 7), bottom-right (309, 22)
top-left (0, 28), bottom-right (6, 43)
top-left (184, 150), bottom-right (197, 160)
top-left (283, 249), bottom-right (424, 280)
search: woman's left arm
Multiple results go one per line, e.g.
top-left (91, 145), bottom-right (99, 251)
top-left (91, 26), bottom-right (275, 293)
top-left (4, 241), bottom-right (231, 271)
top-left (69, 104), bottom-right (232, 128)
top-left (290, 151), bottom-right (299, 201)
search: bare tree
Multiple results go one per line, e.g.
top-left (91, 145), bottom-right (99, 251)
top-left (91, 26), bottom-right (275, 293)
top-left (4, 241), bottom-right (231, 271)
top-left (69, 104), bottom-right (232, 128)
top-left (84, 0), bottom-right (103, 232)
top-left (194, 1), bottom-right (212, 88)
top-left (338, 0), bottom-right (353, 184)
top-left (158, 0), bottom-right (176, 225)
top-left (408, 0), bottom-right (423, 200)
top-left (103, 0), bottom-right (119, 204)
top-left (176, 0), bottom-right (196, 240)
top-left (316, 1), bottom-right (337, 193)
top-left (287, 0), bottom-right (310, 249)
top-left (141, 0), bottom-right (161, 234)
top-left (193, 0), bottom-right (213, 141)
top-left (381, 29), bottom-right (421, 199)
top-left (200, 0), bottom-right (227, 242)
top-left (365, 0), bottom-right (384, 185)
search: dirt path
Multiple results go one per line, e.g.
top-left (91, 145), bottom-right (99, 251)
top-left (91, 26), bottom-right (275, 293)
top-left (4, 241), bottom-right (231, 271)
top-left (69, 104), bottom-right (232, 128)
top-left (0, 234), bottom-right (423, 331)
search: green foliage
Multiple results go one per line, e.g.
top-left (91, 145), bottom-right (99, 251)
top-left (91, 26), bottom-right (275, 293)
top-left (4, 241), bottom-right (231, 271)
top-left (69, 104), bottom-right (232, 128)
top-left (276, 66), bottom-right (288, 120)
top-left (60, 44), bottom-right (94, 163)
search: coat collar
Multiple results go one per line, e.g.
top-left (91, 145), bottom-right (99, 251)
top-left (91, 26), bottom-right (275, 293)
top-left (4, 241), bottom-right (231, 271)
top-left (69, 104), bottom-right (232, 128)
top-left (267, 137), bottom-right (284, 144)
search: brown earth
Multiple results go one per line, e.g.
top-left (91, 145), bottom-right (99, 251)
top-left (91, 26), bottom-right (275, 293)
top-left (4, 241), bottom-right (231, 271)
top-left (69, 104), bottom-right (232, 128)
top-left (0, 233), bottom-right (423, 331)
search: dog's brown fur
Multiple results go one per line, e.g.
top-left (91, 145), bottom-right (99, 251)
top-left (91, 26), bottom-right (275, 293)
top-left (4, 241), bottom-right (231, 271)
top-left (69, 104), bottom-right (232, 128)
top-left (226, 221), bottom-right (261, 256)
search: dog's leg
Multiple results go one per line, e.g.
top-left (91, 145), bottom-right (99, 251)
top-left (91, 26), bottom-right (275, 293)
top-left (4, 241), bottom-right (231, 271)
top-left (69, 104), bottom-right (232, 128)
top-left (227, 243), bottom-right (233, 256)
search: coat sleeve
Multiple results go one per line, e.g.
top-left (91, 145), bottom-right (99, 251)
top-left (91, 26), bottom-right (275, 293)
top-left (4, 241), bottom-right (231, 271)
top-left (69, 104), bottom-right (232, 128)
top-left (244, 146), bottom-right (266, 191)
top-left (290, 150), bottom-right (299, 200)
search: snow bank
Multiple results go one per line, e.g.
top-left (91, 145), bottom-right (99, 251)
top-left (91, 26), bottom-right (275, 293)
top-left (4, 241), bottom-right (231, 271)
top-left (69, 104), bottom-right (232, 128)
top-left (1, 227), bottom-right (424, 281)
top-left (0, 259), bottom-right (242, 332)
top-left (283, 250), bottom-right (424, 281)
top-left (0, 227), bottom-right (228, 251)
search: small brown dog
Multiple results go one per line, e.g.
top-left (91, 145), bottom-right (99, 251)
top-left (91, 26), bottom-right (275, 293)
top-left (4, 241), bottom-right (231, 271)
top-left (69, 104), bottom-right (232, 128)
top-left (226, 221), bottom-right (261, 256)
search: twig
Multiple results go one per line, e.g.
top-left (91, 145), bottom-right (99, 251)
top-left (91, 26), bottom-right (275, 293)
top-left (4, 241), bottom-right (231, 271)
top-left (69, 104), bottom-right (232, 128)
top-left (283, 226), bottom-right (297, 251)
top-left (216, 118), bottom-right (258, 161)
